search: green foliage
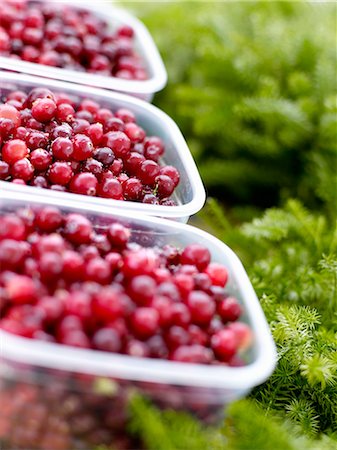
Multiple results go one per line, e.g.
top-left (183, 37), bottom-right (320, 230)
top-left (133, 1), bottom-right (336, 209)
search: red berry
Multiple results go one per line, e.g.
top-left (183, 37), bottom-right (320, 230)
top-left (218, 297), bottom-right (242, 322)
top-left (64, 213), bottom-right (92, 245)
top-left (70, 172), bottom-right (98, 196)
top-left (5, 275), bottom-right (37, 304)
top-left (51, 137), bottom-right (74, 160)
top-left (92, 328), bottom-right (121, 352)
top-left (2, 139), bottom-right (28, 164)
top-left (11, 158), bottom-right (34, 181)
top-left (48, 161), bottom-right (73, 185)
top-left (0, 104), bottom-right (21, 127)
top-left (131, 307), bottom-right (159, 339)
top-left (181, 244), bottom-right (211, 271)
top-left (31, 98), bottom-right (57, 122)
top-left (30, 148), bottom-right (52, 171)
top-left (211, 328), bottom-right (238, 361)
top-left (171, 345), bottom-right (212, 364)
top-left (204, 263), bottom-right (229, 287)
top-left (187, 291), bottom-right (215, 326)
top-left (72, 134), bottom-right (94, 161)
top-left (35, 207), bottom-right (63, 232)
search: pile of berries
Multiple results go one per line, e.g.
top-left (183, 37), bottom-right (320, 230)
top-left (0, 0), bottom-right (148, 80)
top-left (0, 206), bottom-right (253, 365)
top-left (0, 87), bottom-right (180, 204)
top-left (0, 379), bottom-right (138, 450)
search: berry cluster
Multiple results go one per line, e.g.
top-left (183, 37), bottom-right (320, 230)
top-left (0, 0), bottom-right (147, 80)
top-left (0, 87), bottom-right (180, 204)
top-left (0, 206), bottom-right (253, 365)
top-left (0, 380), bottom-right (137, 450)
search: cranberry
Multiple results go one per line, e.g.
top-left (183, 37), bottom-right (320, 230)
top-left (160, 165), bottom-right (180, 187)
top-left (62, 250), bottom-right (85, 281)
top-left (204, 263), bottom-right (229, 287)
top-left (51, 137), bottom-right (74, 160)
top-left (72, 134), bottom-right (94, 161)
top-left (70, 173), bottom-right (98, 196)
top-left (11, 158), bottom-right (34, 181)
top-left (115, 108), bottom-right (136, 124)
top-left (131, 307), bottom-right (159, 339)
top-left (2, 139), bottom-right (28, 164)
top-left (181, 244), bottom-right (211, 271)
top-left (48, 162), bottom-right (73, 185)
top-left (0, 103), bottom-right (21, 127)
top-left (59, 329), bottom-right (91, 348)
top-left (227, 321), bottom-right (253, 351)
top-left (102, 131), bottom-right (131, 158)
top-left (39, 252), bottom-right (63, 281)
top-left (165, 326), bottom-right (190, 350)
top-left (5, 275), bottom-right (37, 304)
top-left (126, 339), bottom-right (150, 358)
top-left (85, 257), bottom-right (111, 284)
top-left (137, 160), bottom-right (160, 186)
top-left (98, 177), bottom-right (123, 199)
top-left (218, 297), bottom-right (242, 322)
top-left (31, 98), bottom-right (57, 122)
top-left (94, 147), bottom-right (115, 165)
top-left (33, 210), bottom-right (60, 235)
top-left (64, 213), bottom-right (92, 245)
top-left (187, 291), bottom-right (215, 326)
top-left (211, 328), bottom-right (238, 361)
top-left (30, 148), bottom-right (52, 171)
top-left (92, 286), bottom-right (129, 322)
top-left (107, 223), bottom-right (130, 248)
top-left (82, 158), bottom-right (103, 175)
top-left (123, 177), bottom-right (142, 201)
top-left (128, 275), bottom-right (156, 306)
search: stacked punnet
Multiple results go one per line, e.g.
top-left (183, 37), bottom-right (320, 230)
top-left (0, 2), bottom-right (276, 449)
top-left (0, 87), bottom-right (180, 205)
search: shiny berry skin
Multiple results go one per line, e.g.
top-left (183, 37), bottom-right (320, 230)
top-left (138, 160), bottom-right (160, 186)
top-left (63, 213), bottom-right (92, 245)
top-left (30, 148), bottom-right (52, 171)
top-left (131, 307), bottom-right (159, 339)
top-left (124, 122), bottom-right (145, 143)
top-left (211, 328), bottom-right (238, 361)
top-left (115, 108), bottom-right (135, 123)
top-left (102, 131), bottom-right (131, 158)
top-left (0, 103), bottom-right (21, 127)
top-left (11, 158), bottom-right (34, 181)
top-left (72, 134), bottom-right (94, 161)
top-left (160, 165), bottom-right (180, 187)
top-left (69, 172), bottom-right (98, 196)
top-left (227, 321), bottom-right (253, 351)
top-left (48, 162), bottom-right (73, 185)
top-left (85, 257), bottom-right (111, 284)
top-left (98, 177), bottom-right (123, 199)
top-left (31, 98), bottom-right (57, 122)
top-left (5, 275), bottom-right (37, 304)
top-left (218, 297), bottom-right (242, 322)
top-left (94, 147), bottom-right (115, 165)
top-left (181, 244), bottom-right (211, 271)
top-left (92, 287), bottom-right (129, 322)
top-left (0, 214), bottom-right (26, 240)
top-left (2, 139), bottom-right (28, 164)
top-left (155, 175), bottom-right (175, 199)
top-left (107, 223), bottom-right (130, 248)
top-left (51, 137), bottom-right (74, 160)
top-left (128, 275), bottom-right (156, 306)
top-left (35, 207), bottom-right (63, 232)
top-left (204, 263), bottom-right (229, 287)
top-left (123, 177), bottom-right (142, 201)
top-left (187, 291), bottom-right (215, 326)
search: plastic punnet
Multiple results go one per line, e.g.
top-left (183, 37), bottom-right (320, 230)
top-left (0, 71), bottom-right (205, 222)
top-left (0, 1), bottom-right (167, 102)
top-left (0, 191), bottom-right (277, 449)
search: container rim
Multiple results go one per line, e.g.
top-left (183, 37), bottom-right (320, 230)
top-left (0, 191), bottom-right (277, 390)
top-left (0, 71), bottom-right (205, 219)
top-left (0, 1), bottom-right (167, 95)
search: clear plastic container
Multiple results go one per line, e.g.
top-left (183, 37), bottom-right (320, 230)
top-left (0, 71), bottom-right (205, 222)
top-left (0, 0), bottom-right (167, 102)
top-left (0, 191), bottom-right (277, 449)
